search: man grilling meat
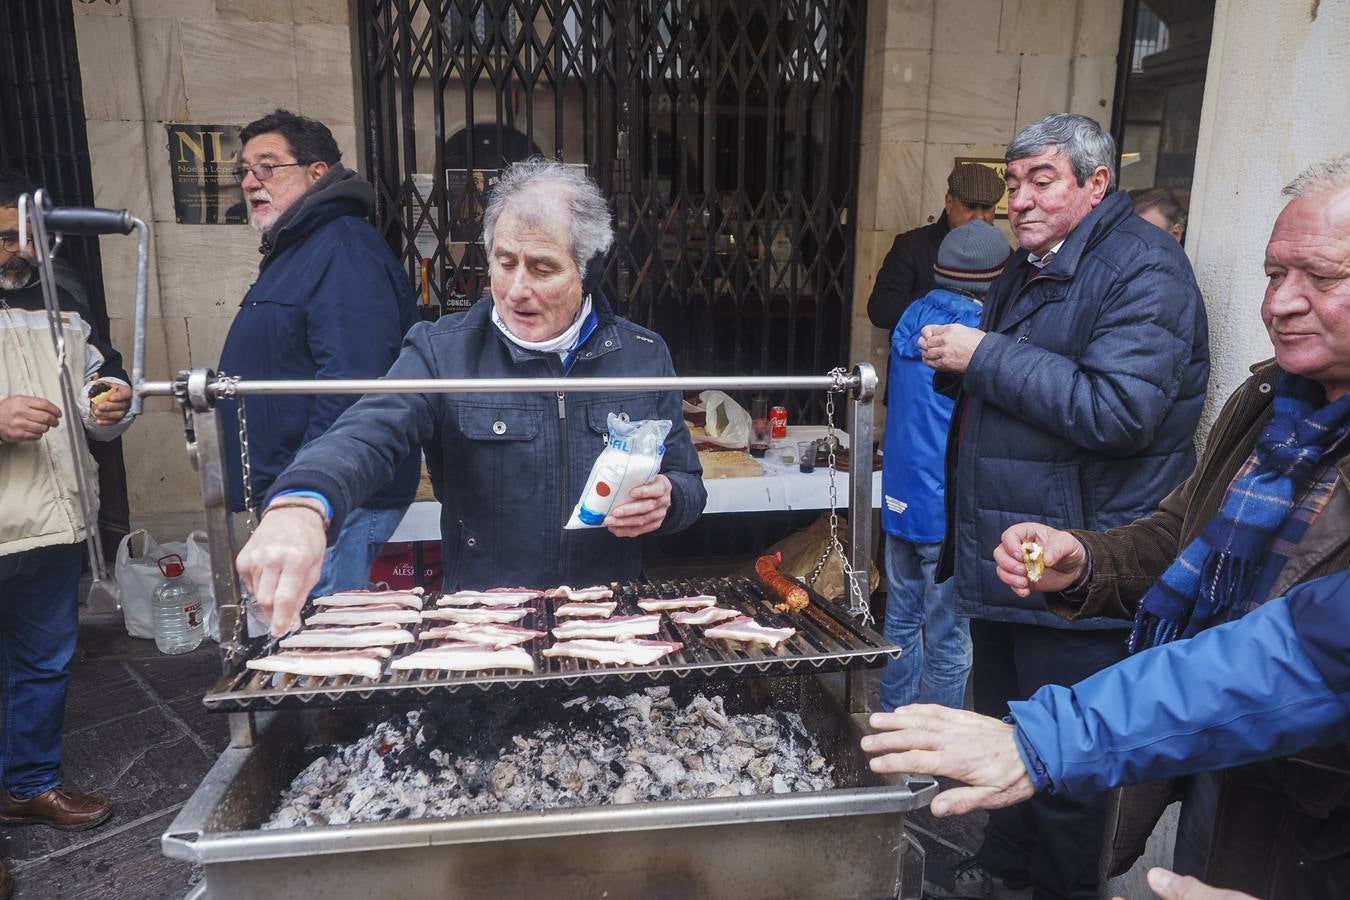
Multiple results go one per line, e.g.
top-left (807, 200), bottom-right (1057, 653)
top-left (236, 157), bottom-right (707, 636)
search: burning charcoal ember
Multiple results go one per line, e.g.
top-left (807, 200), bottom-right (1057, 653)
top-left (312, 588), bottom-right (425, 610)
top-left (636, 595), bottom-right (717, 612)
top-left (670, 606), bottom-right (741, 626)
top-left (552, 600), bottom-right (619, 619)
top-left (264, 687), bottom-right (835, 829)
top-left (544, 585), bottom-right (615, 601)
top-left (550, 614), bottom-right (663, 641)
top-left (436, 590), bottom-right (541, 607)
top-left (420, 607), bottom-right (535, 625)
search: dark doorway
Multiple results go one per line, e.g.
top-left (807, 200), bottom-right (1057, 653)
top-left (356, 0), bottom-right (868, 421)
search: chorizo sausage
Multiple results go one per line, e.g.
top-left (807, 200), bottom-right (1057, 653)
top-left (755, 551), bottom-right (809, 612)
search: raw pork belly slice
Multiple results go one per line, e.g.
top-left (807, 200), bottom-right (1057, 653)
top-left (420, 607), bottom-right (535, 625)
top-left (551, 614), bottom-right (662, 640)
top-left (552, 601), bottom-right (619, 619)
top-left (305, 605), bottom-right (422, 626)
top-left (544, 585), bottom-right (615, 601)
top-left (436, 589), bottom-right (540, 607)
top-left (542, 639), bottom-right (682, 666)
top-left (701, 616), bottom-right (796, 647)
top-left (636, 595), bottom-right (717, 612)
top-left (417, 623), bottom-right (546, 649)
top-left (391, 643), bottom-right (534, 672)
top-left (279, 624), bottom-right (414, 649)
top-left (312, 588), bottom-right (424, 610)
top-left (246, 648), bottom-right (389, 680)
top-left (670, 606), bottom-right (742, 626)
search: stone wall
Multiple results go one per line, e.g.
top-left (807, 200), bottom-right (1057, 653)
top-left (72, 0), bottom-right (358, 524)
top-left (851, 0), bottom-right (1124, 402)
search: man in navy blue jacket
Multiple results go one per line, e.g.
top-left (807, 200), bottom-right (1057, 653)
top-left (218, 110), bottom-right (419, 597)
top-left (916, 113), bottom-right (1210, 900)
top-left (233, 157), bottom-right (706, 636)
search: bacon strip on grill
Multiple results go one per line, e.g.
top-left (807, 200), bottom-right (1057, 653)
top-left (551, 614), bottom-right (662, 640)
top-left (701, 616), bottom-right (796, 647)
top-left (636, 594), bottom-right (717, 612)
top-left (246, 648), bottom-right (389, 680)
top-left (305, 605), bottom-right (422, 626)
top-left (670, 606), bottom-right (742, 626)
top-left (417, 623), bottom-right (546, 649)
top-left (420, 607), bottom-right (535, 625)
top-left (552, 600), bottom-right (619, 619)
top-left (436, 589), bottom-right (541, 607)
top-left (279, 624), bottom-right (414, 649)
top-left (312, 588), bottom-right (424, 610)
top-left (544, 584), bottom-right (615, 601)
top-left (391, 643), bottom-right (535, 672)
top-left (542, 638), bottom-right (682, 666)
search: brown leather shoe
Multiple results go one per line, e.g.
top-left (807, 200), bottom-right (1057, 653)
top-left (0, 858), bottom-right (11, 900)
top-left (0, 787), bottom-right (112, 831)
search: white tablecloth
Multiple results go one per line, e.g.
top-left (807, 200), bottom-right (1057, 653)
top-left (388, 425), bottom-right (880, 543)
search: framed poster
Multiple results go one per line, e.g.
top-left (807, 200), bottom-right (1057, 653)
top-left (955, 157), bottom-right (1009, 219)
top-left (165, 124), bottom-right (246, 225)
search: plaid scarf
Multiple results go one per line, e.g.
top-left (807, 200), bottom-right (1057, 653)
top-left (1130, 373), bottom-right (1350, 652)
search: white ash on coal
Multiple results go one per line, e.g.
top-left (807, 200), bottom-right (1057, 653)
top-left (265, 686), bottom-right (833, 829)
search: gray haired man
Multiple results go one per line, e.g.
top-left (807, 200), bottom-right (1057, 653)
top-left (235, 157), bottom-right (707, 636)
top-left (916, 113), bottom-right (1211, 899)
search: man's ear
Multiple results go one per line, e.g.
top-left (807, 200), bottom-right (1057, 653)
top-left (308, 161), bottom-right (330, 184)
top-left (1088, 166), bottom-right (1111, 205)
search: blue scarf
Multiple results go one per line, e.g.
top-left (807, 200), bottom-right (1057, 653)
top-left (1130, 373), bottom-right (1350, 652)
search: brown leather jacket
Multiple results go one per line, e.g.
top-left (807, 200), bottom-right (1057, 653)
top-left (1049, 359), bottom-right (1350, 892)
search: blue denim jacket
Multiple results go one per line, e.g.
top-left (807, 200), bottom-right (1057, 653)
top-left (267, 294), bottom-right (707, 590)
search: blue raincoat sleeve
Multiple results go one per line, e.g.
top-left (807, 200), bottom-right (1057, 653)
top-left (1009, 570), bottom-right (1350, 795)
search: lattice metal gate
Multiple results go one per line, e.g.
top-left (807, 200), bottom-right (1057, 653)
top-left (357, 0), bottom-right (867, 419)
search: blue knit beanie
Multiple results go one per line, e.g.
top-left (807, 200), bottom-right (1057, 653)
top-left (933, 221), bottom-right (1011, 296)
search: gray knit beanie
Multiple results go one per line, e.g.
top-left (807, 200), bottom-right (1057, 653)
top-left (933, 221), bottom-right (1012, 296)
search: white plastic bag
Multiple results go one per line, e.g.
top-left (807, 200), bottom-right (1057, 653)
top-left (114, 529), bottom-right (218, 641)
top-left (698, 390), bottom-right (751, 449)
top-left (566, 414), bottom-right (672, 529)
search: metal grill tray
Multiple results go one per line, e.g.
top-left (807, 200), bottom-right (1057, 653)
top-left (202, 576), bottom-right (897, 712)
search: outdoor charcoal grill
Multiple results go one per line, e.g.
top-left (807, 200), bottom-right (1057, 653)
top-left (118, 356), bottom-right (936, 898)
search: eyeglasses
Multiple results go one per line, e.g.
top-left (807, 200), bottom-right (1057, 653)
top-left (231, 162), bottom-right (309, 184)
top-left (0, 232), bottom-right (25, 252)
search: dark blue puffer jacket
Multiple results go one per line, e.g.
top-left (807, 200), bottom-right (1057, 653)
top-left (939, 191), bottom-right (1210, 628)
top-left (266, 293), bottom-right (707, 590)
top-left (217, 165), bottom-right (420, 513)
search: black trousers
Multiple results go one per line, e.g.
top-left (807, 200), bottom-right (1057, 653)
top-left (971, 619), bottom-right (1130, 900)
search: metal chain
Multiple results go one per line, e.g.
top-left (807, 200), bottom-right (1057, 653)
top-left (806, 367), bottom-right (873, 625)
top-left (221, 374), bottom-right (258, 529)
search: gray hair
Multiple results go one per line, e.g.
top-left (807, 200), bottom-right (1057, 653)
top-left (1282, 153), bottom-right (1350, 198)
top-left (1006, 113), bottom-right (1118, 192)
top-left (482, 157), bottom-right (614, 273)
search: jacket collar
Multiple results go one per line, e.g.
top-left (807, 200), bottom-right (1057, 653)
top-left (489, 289), bottom-right (624, 369)
top-left (258, 164), bottom-right (374, 267)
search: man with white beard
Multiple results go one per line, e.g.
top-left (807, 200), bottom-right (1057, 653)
top-left (218, 110), bottom-right (419, 596)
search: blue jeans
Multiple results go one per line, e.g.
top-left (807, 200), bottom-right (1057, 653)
top-left (879, 535), bottom-right (971, 712)
top-left (0, 542), bottom-right (82, 799)
top-left (310, 505), bottom-right (408, 597)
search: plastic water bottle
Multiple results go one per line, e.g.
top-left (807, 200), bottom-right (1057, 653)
top-left (154, 553), bottom-right (204, 654)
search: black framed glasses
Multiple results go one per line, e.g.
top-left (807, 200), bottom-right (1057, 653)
top-left (231, 162), bottom-right (309, 184)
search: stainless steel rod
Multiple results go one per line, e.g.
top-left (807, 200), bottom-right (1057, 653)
top-left (140, 374), bottom-right (858, 397)
top-left (129, 218), bottom-right (150, 416)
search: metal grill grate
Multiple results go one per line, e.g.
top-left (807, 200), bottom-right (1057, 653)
top-left (356, 0), bottom-right (867, 421)
top-left (203, 576), bottom-right (896, 712)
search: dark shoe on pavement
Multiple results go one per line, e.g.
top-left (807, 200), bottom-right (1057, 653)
top-left (925, 857), bottom-right (1032, 900)
top-left (0, 858), bottom-right (11, 900)
top-left (0, 787), bottom-right (113, 831)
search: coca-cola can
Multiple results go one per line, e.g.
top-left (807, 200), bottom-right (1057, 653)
top-left (770, 405), bottom-right (788, 439)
